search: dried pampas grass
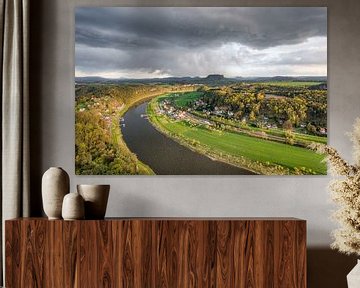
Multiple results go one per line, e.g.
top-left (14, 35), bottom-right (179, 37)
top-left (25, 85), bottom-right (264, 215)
top-left (310, 118), bottom-right (360, 256)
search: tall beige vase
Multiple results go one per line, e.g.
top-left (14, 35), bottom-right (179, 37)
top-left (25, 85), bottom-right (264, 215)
top-left (77, 184), bottom-right (110, 219)
top-left (42, 167), bottom-right (70, 219)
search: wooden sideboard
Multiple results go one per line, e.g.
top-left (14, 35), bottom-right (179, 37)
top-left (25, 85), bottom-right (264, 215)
top-left (5, 218), bottom-right (306, 287)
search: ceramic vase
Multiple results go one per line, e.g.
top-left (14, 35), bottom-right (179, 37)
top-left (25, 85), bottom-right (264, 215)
top-left (62, 192), bottom-right (85, 220)
top-left (42, 167), bottom-right (70, 219)
top-left (77, 184), bottom-right (110, 219)
top-left (347, 259), bottom-right (360, 288)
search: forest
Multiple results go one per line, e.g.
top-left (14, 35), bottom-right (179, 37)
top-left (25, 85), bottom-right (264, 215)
top-left (75, 83), bottom-right (195, 174)
top-left (198, 83), bottom-right (327, 135)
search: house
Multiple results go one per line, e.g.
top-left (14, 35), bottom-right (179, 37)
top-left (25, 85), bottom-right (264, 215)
top-left (319, 127), bottom-right (327, 135)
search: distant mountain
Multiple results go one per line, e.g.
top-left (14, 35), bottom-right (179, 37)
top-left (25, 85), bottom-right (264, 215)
top-left (239, 76), bottom-right (327, 82)
top-left (270, 76), bottom-right (294, 81)
top-left (75, 75), bottom-right (327, 85)
top-left (205, 74), bottom-right (225, 81)
top-left (75, 76), bottom-right (110, 83)
top-left (295, 76), bottom-right (327, 82)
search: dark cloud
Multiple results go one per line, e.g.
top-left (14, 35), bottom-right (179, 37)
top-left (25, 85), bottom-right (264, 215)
top-left (75, 7), bottom-right (327, 77)
top-left (76, 7), bottom-right (326, 50)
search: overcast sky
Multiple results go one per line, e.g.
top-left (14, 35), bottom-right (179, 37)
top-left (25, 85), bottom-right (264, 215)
top-left (75, 7), bottom-right (327, 78)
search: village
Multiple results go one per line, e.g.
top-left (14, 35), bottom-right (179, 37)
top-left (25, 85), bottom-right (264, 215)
top-left (156, 94), bottom-right (327, 137)
top-left (157, 98), bottom-right (212, 126)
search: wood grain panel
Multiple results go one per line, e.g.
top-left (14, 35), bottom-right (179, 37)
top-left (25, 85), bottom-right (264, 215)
top-left (63, 221), bottom-right (80, 288)
top-left (234, 221), bottom-right (255, 288)
top-left (263, 221), bottom-right (275, 288)
top-left (206, 220), bottom-right (218, 287)
top-left (111, 220), bottom-right (123, 288)
top-left (168, 220), bottom-right (180, 288)
top-left (6, 218), bottom-right (306, 288)
top-left (96, 221), bottom-right (114, 287)
top-left (21, 219), bottom-right (47, 288)
top-left (80, 221), bottom-right (97, 288)
top-left (5, 221), bottom-right (21, 288)
top-left (274, 220), bottom-right (301, 288)
top-left (47, 220), bottom-right (64, 288)
top-left (296, 221), bottom-right (307, 287)
top-left (121, 220), bottom-right (135, 287)
top-left (216, 220), bottom-right (234, 287)
top-left (156, 220), bottom-right (169, 288)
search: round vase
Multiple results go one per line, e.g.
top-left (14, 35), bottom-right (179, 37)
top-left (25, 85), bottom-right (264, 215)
top-left (62, 192), bottom-right (85, 220)
top-left (42, 167), bottom-right (70, 219)
top-left (77, 184), bottom-right (110, 219)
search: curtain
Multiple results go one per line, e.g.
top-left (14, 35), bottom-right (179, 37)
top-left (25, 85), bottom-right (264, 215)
top-left (0, 0), bottom-right (30, 284)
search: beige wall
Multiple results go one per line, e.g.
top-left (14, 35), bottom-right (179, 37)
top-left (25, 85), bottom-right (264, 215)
top-left (29, 1), bottom-right (360, 286)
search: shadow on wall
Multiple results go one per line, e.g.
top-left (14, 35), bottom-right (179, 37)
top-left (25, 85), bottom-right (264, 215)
top-left (308, 248), bottom-right (357, 288)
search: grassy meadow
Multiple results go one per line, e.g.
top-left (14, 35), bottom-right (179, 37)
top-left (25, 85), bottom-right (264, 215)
top-left (147, 94), bottom-right (326, 175)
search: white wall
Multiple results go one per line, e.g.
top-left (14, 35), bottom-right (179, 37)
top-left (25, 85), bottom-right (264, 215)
top-left (31, 0), bottom-right (360, 248)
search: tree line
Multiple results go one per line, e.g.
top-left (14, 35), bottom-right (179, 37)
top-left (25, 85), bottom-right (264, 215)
top-left (198, 84), bottom-right (327, 134)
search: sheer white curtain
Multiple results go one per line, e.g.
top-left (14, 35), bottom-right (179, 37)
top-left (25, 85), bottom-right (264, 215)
top-left (0, 0), bottom-right (30, 284)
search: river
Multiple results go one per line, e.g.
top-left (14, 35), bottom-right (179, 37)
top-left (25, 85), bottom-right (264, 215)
top-left (121, 101), bottom-right (254, 175)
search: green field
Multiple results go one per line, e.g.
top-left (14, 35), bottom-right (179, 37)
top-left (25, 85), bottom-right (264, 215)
top-left (167, 91), bottom-right (327, 146)
top-left (148, 96), bottom-right (327, 175)
top-left (189, 111), bottom-right (327, 145)
top-left (169, 91), bottom-right (204, 107)
top-left (243, 125), bottom-right (327, 144)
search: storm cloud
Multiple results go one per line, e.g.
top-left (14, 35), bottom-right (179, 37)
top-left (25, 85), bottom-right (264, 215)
top-left (75, 7), bottom-right (327, 78)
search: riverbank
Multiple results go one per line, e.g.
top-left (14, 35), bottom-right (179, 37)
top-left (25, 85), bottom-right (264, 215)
top-left (114, 89), bottom-right (197, 174)
top-left (147, 95), bottom-right (326, 175)
top-left (75, 84), bottom-right (195, 175)
top-left (122, 101), bottom-right (252, 175)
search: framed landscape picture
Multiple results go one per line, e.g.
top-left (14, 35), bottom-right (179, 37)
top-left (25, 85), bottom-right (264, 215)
top-left (75, 7), bottom-right (327, 175)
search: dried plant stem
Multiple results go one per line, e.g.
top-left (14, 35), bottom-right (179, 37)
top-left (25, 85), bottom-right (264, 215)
top-left (310, 118), bottom-right (360, 256)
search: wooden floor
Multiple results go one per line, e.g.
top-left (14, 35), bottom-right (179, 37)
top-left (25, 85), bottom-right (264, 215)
top-left (5, 218), bottom-right (306, 287)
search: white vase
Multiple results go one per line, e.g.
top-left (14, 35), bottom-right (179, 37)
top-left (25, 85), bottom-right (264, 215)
top-left (77, 184), bottom-right (110, 219)
top-left (347, 260), bottom-right (360, 288)
top-left (42, 167), bottom-right (70, 219)
top-left (62, 192), bottom-right (85, 220)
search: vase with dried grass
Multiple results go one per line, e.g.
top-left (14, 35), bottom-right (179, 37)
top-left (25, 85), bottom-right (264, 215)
top-left (311, 118), bottom-right (360, 287)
